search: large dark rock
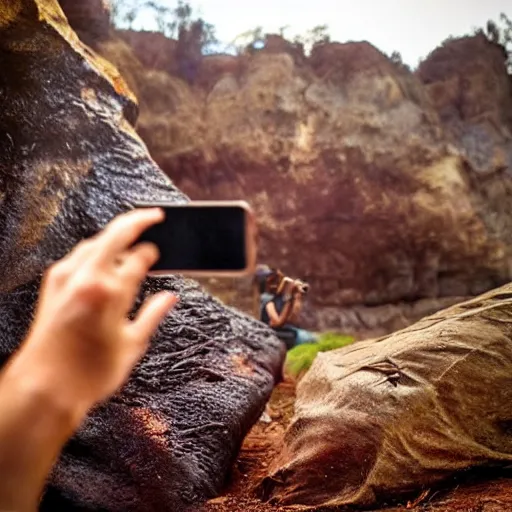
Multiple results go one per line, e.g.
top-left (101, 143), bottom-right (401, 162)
top-left (260, 284), bottom-right (512, 509)
top-left (0, 2), bottom-right (285, 511)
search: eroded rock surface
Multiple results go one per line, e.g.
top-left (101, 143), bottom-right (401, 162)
top-left (260, 284), bottom-right (512, 508)
top-left (63, 7), bottom-right (512, 335)
top-left (0, 2), bottom-right (284, 510)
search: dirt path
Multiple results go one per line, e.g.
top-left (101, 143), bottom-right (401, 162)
top-left (201, 380), bottom-right (512, 512)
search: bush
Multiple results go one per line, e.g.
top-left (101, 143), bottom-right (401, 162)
top-left (284, 332), bottom-right (355, 379)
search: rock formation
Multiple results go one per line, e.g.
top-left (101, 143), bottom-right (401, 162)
top-left (260, 283), bottom-right (512, 509)
top-left (59, 4), bottom-right (512, 336)
top-left (0, 1), bottom-right (284, 510)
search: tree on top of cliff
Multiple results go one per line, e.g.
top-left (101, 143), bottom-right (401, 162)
top-left (109, 0), bottom-right (218, 54)
top-left (231, 26), bottom-right (265, 54)
top-left (293, 24), bottom-right (331, 53)
top-left (389, 51), bottom-right (411, 72)
top-left (477, 12), bottom-right (512, 72)
top-left (231, 24), bottom-right (330, 56)
top-left (109, 0), bottom-right (218, 83)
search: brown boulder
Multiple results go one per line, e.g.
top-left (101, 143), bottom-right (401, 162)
top-left (0, 1), bottom-right (284, 510)
top-left (259, 284), bottom-right (512, 508)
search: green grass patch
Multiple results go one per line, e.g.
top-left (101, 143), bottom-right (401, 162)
top-left (284, 332), bottom-right (355, 379)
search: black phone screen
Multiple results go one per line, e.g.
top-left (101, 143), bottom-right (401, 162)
top-left (136, 205), bottom-right (247, 271)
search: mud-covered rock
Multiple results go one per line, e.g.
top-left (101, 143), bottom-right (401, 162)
top-left (0, 2), bottom-right (285, 510)
top-left (259, 284), bottom-right (512, 508)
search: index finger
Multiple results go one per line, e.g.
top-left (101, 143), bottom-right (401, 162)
top-left (94, 208), bottom-right (164, 262)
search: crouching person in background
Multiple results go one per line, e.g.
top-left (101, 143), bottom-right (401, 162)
top-left (255, 265), bottom-right (318, 350)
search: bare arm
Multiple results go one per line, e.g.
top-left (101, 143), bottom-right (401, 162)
top-left (0, 208), bottom-right (177, 512)
top-left (0, 358), bottom-right (86, 512)
top-left (265, 298), bottom-right (295, 328)
top-left (291, 292), bottom-right (302, 320)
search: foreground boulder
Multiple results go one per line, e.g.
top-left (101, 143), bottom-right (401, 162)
top-left (0, 2), bottom-right (284, 511)
top-left (260, 284), bottom-right (512, 508)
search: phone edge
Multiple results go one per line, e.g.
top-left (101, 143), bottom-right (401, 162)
top-left (132, 200), bottom-right (257, 278)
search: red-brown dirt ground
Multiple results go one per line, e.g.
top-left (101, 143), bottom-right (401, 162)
top-left (201, 380), bottom-right (512, 512)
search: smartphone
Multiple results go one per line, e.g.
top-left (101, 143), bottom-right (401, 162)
top-left (132, 200), bottom-right (257, 277)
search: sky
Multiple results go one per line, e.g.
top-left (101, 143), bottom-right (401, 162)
top-left (130, 0), bottom-right (511, 67)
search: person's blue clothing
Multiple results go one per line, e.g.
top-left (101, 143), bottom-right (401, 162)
top-left (284, 324), bottom-right (317, 345)
top-left (260, 293), bottom-right (285, 325)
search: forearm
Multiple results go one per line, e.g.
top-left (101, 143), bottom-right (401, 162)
top-left (272, 300), bottom-right (294, 328)
top-left (291, 297), bottom-right (302, 318)
top-left (0, 349), bottom-right (88, 512)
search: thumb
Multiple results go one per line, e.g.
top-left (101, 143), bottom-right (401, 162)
top-left (130, 292), bottom-right (178, 344)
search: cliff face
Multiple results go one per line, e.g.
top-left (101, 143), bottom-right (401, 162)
top-left (62, 3), bottom-right (512, 335)
top-left (418, 35), bottom-right (512, 258)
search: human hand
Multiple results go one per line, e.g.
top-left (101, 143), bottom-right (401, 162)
top-left (17, 208), bottom-right (177, 413)
top-left (291, 291), bottom-right (302, 314)
top-left (292, 289), bottom-right (302, 302)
